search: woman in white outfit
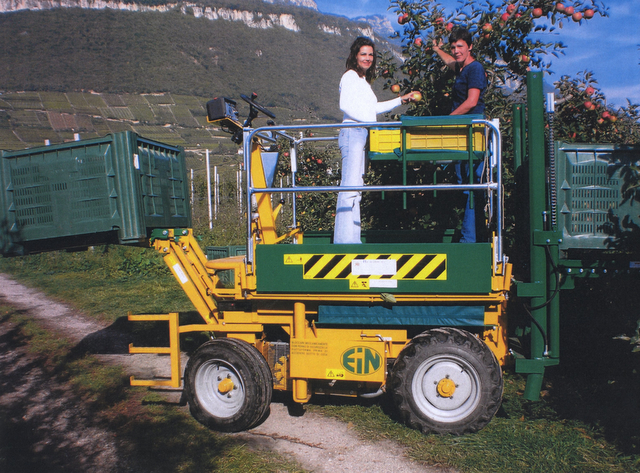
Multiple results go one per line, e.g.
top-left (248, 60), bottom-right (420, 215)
top-left (334, 36), bottom-right (420, 244)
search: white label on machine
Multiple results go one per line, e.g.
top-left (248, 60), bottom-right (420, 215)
top-left (173, 264), bottom-right (189, 284)
top-left (369, 279), bottom-right (398, 288)
top-left (351, 259), bottom-right (396, 276)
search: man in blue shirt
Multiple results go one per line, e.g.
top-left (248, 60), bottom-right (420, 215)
top-left (433, 27), bottom-right (487, 242)
top-left (433, 27), bottom-right (487, 115)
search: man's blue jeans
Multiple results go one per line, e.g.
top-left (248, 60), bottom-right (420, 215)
top-left (456, 161), bottom-right (484, 243)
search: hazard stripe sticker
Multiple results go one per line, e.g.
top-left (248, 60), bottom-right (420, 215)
top-left (283, 253), bottom-right (447, 281)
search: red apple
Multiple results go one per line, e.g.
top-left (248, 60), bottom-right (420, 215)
top-left (436, 17), bottom-right (445, 24)
top-left (520, 54), bottom-right (530, 63)
top-left (482, 23), bottom-right (493, 32)
top-left (412, 91), bottom-right (423, 102)
top-left (584, 9), bottom-right (594, 19)
top-left (515, 13), bottom-right (522, 18)
top-left (532, 8), bottom-right (543, 18)
top-left (414, 37), bottom-right (423, 47)
top-left (602, 111), bottom-right (611, 119)
top-left (507, 4), bottom-right (517, 14)
top-left (609, 115), bottom-right (617, 122)
top-left (585, 86), bottom-right (595, 95)
top-left (391, 84), bottom-right (401, 93)
top-left (446, 22), bottom-right (454, 31)
top-left (555, 3), bottom-right (565, 13)
top-left (584, 101), bottom-right (593, 109)
top-left (572, 11), bottom-right (582, 21)
top-left (564, 6), bottom-right (574, 15)
top-left (501, 12), bottom-right (510, 22)
top-left (597, 118), bottom-right (605, 124)
top-left (398, 13), bottom-right (409, 24)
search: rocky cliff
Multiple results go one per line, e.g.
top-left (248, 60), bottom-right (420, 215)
top-left (0, 0), bottom-right (318, 11)
top-left (0, 0), bottom-right (376, 37)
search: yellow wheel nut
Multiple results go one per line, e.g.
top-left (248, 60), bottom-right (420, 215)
top-left (218, 377), bottom-right (235, 394)
top-left (437, 378), bottom-right (456, 398)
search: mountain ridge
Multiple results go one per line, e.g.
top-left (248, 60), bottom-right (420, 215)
top-left (0, 0), bottom-right (382, 38)
top-left (0, 1), bottom-right (404, 152)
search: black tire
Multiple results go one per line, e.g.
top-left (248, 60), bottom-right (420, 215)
top-left (388, 327), bottom-right (503, 435)
top-left (223, 337), bottom-right (273, 427)
top-left (184, 338), bottom-right (273, 432)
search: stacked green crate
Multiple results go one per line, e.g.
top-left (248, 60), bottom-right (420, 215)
top-left (555, 142), bottom-right (640, 251)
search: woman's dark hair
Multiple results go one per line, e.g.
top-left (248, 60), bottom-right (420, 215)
top-left (448, 27), bottom-right (473, 47)
top-left (346, 36), bottom-right (376, 83)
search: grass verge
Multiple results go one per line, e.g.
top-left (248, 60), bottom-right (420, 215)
top-left (0, 245), bottom-right (190, 323)
top-left (0, 304), bottom-right (304, 473)
top-left (311, 373), bottom-right (640, 473)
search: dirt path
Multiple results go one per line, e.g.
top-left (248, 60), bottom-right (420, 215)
top-left (0, 273), bottom-right (454, 472)
top-left (0, 311), bottom-right (126, 473)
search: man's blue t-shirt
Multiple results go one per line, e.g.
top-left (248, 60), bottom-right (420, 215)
top-left (452, 60), bottom-right (487, 115)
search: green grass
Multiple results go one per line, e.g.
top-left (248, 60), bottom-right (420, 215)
top-left (2, 249), bottom-right (640, 472)
top-left (0, 304), bottom-right (304, 472)
top-left (0, 246), bottom-right (190, 323)
top-left (311, 374), bottom-right (640, 473)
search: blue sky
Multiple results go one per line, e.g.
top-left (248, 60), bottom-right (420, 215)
top-left (314, 0), bottom-right (640, 108)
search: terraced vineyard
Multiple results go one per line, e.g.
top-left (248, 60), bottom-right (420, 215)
top-left (0, 90), bottom-right (299, 160)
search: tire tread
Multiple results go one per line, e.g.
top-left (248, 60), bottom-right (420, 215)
top-left (389, 328), bottom-right (503, 435)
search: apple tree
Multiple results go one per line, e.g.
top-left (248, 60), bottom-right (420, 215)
top-left (274, 140), bottom-right (339, 233)
top-left (381, 0), bottom-right (608, 121)
top-left (372, 1), bottom-right (636, 240)
top-left (553, 71), bottom-right (640, 144)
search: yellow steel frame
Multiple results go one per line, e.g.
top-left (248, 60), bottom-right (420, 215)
top-left (129, 227), bottom-right (511, 389)
top-left (128, 139), bottom-right (512, 392)
top-left (128, 312), bottom-right (181, 388)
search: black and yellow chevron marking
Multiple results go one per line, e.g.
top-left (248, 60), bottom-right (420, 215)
top-left (283, 253), bottom-right (447, 281)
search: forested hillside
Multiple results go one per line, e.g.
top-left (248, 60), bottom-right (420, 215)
top-left (0, 2), bottom-right (399, 152)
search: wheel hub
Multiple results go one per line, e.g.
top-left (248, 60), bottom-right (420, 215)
top-left (218, 377), bottom-right (235, 394)
top-left (436, 377), bottom-right (456, 398)
top-left (416, 358), bottom-right (477, 415)
top-left (195, 359), bottom-right (245, 418)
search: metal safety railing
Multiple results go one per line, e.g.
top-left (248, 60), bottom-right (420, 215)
top-left (242, 118), bottom-right (503, 269)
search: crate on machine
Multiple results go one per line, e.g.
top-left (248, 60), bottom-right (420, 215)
top-left (0, 131), bottom-right (190, 255)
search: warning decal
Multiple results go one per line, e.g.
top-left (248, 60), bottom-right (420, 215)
top-left (350, 279), bottom-right (370, 290)
top-left (325, 369), bottom-right (346, 379)
top-left (283, 253), bottom-right (447, 282)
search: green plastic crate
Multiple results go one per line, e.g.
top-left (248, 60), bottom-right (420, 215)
top-left (0, 131), bottom-right (190, 255)
top-left (206, 245), bottom-right (246, 287)
top-left (206, 245), bottom-right (247, 261)
top-left (555, 141), bottom-right (640, 251)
